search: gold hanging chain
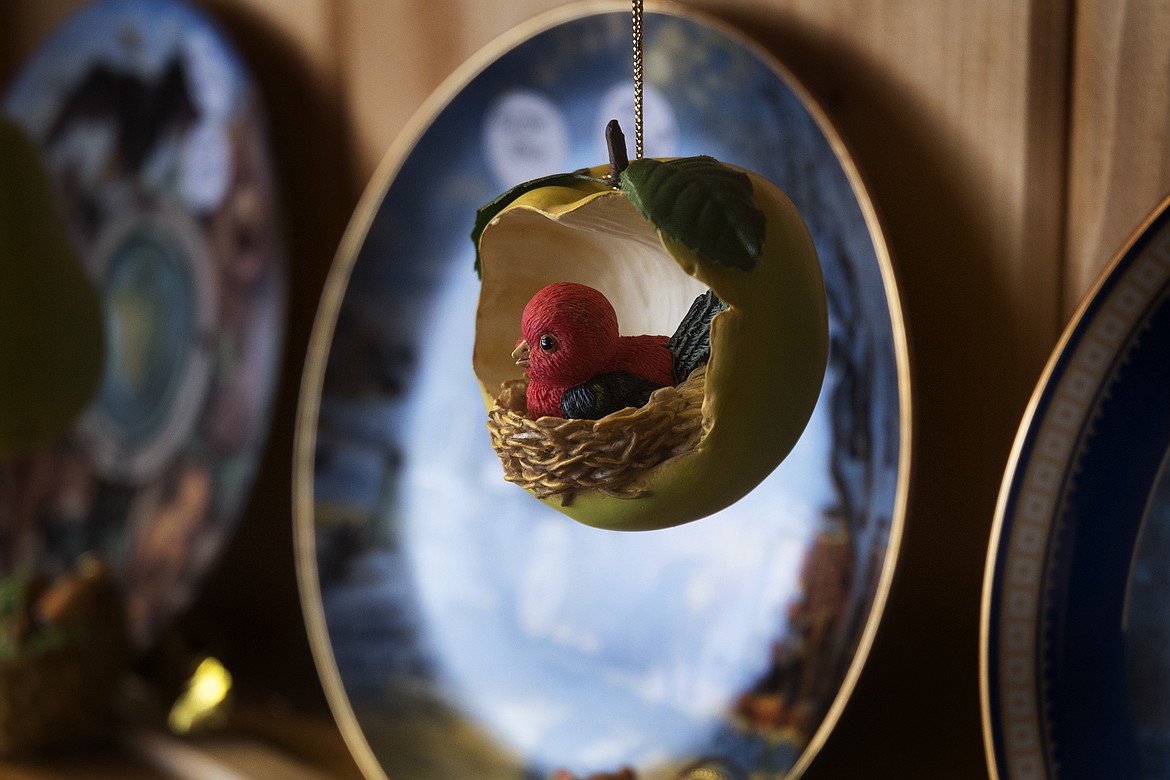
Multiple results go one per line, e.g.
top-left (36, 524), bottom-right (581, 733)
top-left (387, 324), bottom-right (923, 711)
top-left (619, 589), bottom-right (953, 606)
top-left (632, 0), bottom-right (644, 159)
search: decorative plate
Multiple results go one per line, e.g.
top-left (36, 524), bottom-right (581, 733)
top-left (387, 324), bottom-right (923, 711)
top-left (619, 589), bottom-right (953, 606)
top-left (295, 4), bottom-right (909, 779)
top-left (982, 196), bottom-right (1170, 779)
top-left (1, 0), bottom-right (286, 648)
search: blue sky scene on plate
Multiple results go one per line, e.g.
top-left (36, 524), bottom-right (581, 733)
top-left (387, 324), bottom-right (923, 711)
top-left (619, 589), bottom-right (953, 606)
top-left (312, 11), bottom-right (900, 778)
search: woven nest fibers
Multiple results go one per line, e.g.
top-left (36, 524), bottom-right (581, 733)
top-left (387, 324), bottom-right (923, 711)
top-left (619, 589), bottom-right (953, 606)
top-left (487, 367), bottom-right (709, 502)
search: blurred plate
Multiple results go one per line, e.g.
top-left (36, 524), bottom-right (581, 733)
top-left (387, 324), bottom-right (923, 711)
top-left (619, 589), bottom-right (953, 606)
top-left (295, 3), bottom-right (908, 779)
top-left (1, 0), bottom-right (285, 647)
top-left (982, 196), bottom-right (1170, 779)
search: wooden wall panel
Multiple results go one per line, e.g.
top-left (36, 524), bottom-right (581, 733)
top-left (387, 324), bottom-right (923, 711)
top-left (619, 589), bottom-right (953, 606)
top-left (335, 0), bottom-right (576, 190)
top-left (227, 0), bottom-right (338, 73)
top-left (1065, 0), bottom-right (1170, 312)
top-left (177, 0), bottom-right (357, 712)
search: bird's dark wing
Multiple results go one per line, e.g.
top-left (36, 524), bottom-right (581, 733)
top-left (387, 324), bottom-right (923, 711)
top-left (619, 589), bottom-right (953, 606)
top-left (667, 289), bottom-right (727, 383)
top-left (560, 371), bottom-right (666, 420)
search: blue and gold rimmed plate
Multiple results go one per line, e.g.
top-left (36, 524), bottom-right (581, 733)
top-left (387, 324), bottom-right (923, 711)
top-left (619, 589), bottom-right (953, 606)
top-left (982, 195), bottom-right (1170, 779)
top-left (294, 3), bottom-right (909, 778)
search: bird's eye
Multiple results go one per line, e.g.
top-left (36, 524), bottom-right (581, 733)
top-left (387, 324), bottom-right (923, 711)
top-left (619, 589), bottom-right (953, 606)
top-left (539, 333), bottom-right (558, 352)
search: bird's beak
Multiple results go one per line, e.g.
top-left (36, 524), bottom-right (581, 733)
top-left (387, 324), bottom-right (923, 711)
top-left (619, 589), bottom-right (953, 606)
top-left (512, 339), bottom-right (530, 368)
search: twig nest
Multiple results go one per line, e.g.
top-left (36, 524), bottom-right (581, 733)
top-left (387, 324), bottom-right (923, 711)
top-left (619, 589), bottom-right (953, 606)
top-left (487, 367), bottom-right (708, 501)
top-left (473, 159), bottom-right (828, 530)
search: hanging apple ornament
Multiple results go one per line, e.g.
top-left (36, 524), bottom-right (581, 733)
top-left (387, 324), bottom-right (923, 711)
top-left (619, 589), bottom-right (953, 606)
top-left (471, 10), bottom-right (827, 531)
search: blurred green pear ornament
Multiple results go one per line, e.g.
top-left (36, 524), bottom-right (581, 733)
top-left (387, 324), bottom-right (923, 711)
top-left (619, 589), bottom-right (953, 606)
top-left (0, 117), bottom-right (104, 458)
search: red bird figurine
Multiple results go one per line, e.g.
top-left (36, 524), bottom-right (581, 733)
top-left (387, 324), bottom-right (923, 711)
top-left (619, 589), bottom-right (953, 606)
top-left (512, 281), bottom-right (725, 420)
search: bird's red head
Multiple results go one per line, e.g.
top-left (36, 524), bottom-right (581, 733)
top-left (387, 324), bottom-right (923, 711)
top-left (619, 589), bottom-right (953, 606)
top-left (519, 282), bottom-right (619, 386)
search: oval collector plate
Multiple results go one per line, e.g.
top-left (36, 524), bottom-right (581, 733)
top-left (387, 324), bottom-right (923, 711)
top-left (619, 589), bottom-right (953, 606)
top-left (2, 0), bottom-right (286, 648)
top-left (296, 3), bottom-right (909, 779)
top-left (982, 196), bottom-right (1170, 779)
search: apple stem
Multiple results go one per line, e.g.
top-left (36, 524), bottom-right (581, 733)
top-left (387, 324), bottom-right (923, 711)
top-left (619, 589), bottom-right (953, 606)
top-left (605, 119), bottom-right (629, 187)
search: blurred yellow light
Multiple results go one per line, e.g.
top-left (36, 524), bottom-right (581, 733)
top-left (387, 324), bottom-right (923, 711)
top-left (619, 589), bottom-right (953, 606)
top-left (168, 656), bottom-right (233, 735)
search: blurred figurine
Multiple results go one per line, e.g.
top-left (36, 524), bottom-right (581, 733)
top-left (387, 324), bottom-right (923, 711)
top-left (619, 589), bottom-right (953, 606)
top-left (0, 555), bottom-right (130, 756)
top-left (514, 282), bottom-right (724, 419)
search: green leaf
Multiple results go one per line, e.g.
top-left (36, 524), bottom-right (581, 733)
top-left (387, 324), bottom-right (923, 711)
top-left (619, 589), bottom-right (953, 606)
top-left (619, 156), bottom-right (765, 271)
top-left (471, 169), bottom-right (605, 276)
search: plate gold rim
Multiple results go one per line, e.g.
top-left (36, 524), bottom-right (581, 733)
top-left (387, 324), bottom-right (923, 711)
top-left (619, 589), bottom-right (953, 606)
top-left (291, 3), bottom-right (913, 778)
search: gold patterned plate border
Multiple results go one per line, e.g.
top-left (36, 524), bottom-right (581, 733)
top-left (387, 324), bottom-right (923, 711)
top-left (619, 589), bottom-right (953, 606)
top-left (982, 195), bottom-right (1170, 780)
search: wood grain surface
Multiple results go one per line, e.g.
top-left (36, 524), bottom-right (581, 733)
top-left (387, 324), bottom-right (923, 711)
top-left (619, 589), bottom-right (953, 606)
top-left (1066, 0), bottom-right (1170, 311)
top-left (0, 1), bottom-right (1164, 778)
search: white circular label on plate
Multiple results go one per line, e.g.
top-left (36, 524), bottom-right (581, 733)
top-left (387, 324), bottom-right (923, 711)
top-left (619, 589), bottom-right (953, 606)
top-left (483, 89), bottom-right (569, 189)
